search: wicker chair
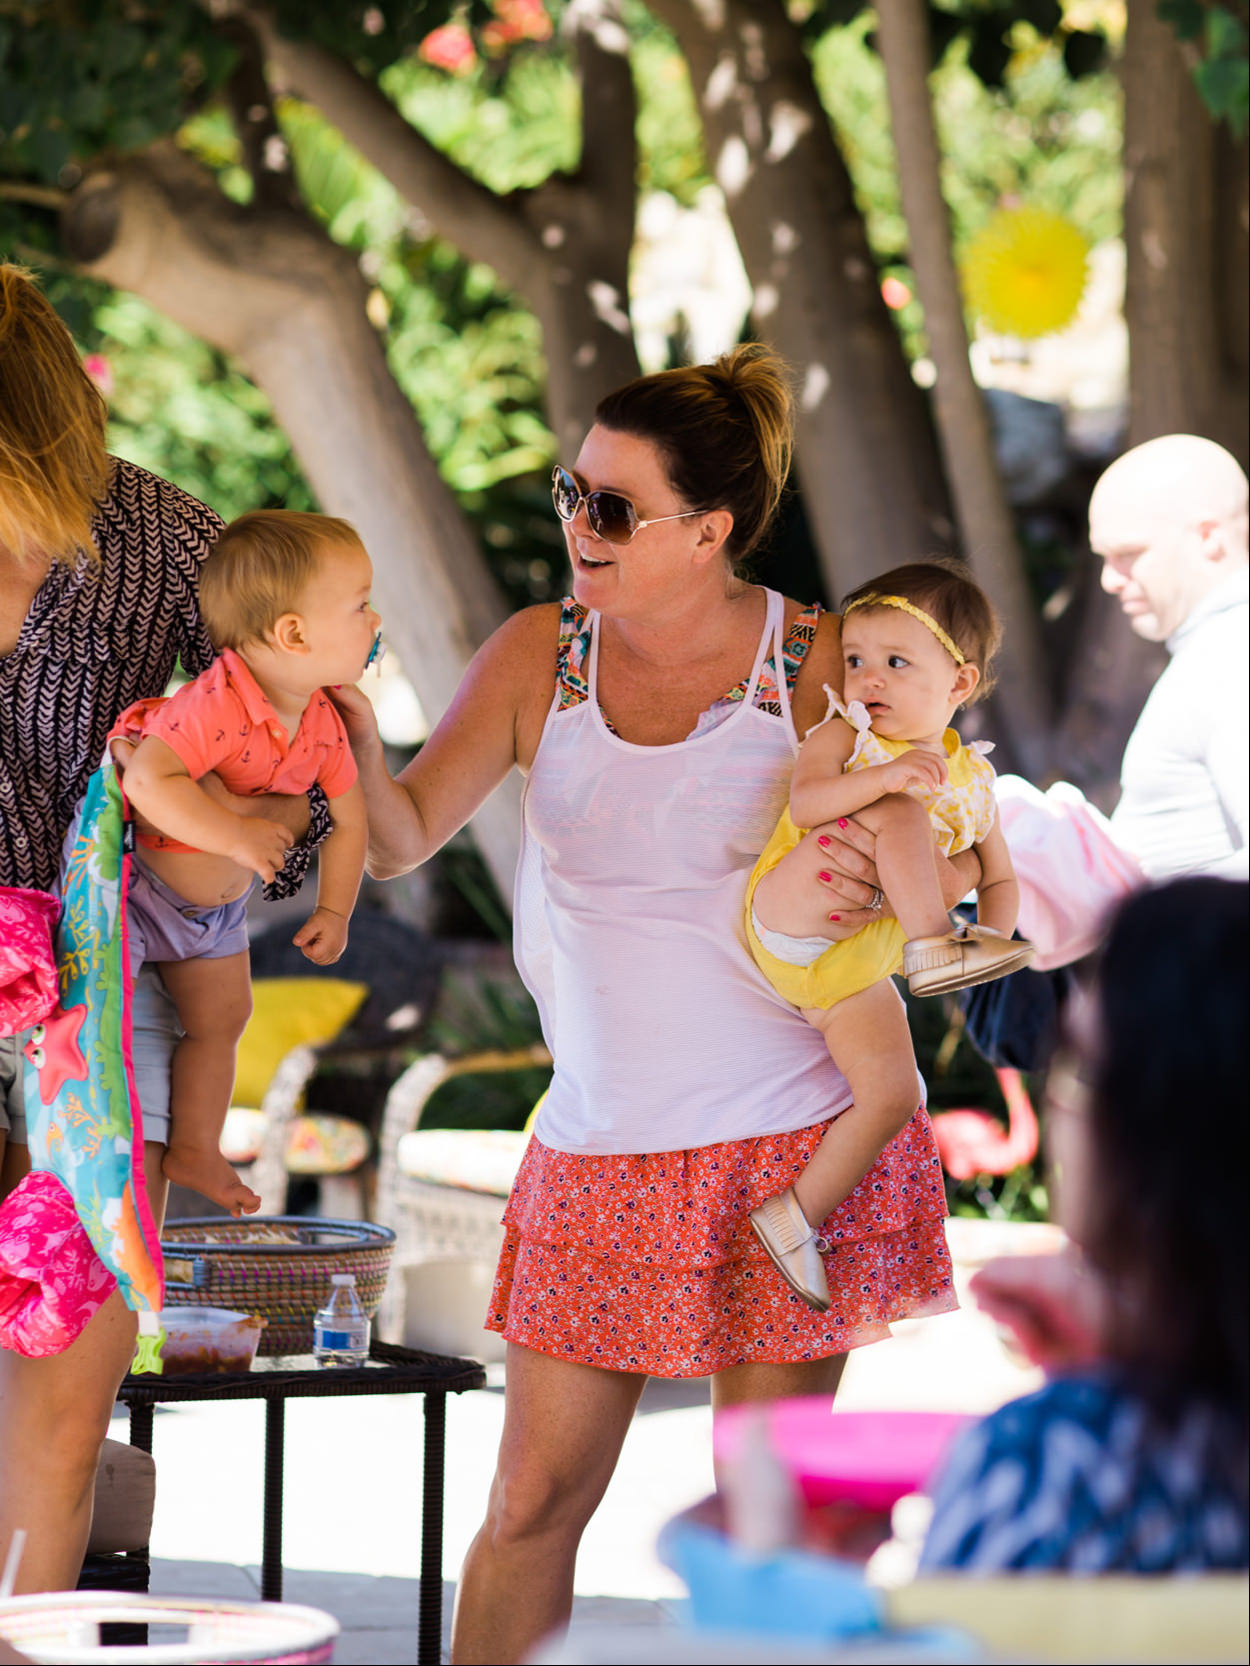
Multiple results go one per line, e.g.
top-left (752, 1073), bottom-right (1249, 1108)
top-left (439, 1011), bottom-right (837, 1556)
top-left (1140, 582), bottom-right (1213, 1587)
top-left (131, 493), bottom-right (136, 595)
top-left (77, 1438), bottom-right (157, 1608)
top-left (373, 1043), bottom-right (551, 1358)
top-left (192, 912), bottom-right (448, 1221)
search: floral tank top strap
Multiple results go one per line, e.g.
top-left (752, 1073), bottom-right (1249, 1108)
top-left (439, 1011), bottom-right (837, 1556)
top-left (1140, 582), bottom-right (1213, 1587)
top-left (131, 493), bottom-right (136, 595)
top-left (554, 596), bottom-right (821, 729)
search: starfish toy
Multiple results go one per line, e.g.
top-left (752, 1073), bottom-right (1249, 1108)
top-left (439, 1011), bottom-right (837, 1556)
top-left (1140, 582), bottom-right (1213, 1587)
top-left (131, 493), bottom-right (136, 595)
top-left (25, 1002), bottom-right (89, 1104)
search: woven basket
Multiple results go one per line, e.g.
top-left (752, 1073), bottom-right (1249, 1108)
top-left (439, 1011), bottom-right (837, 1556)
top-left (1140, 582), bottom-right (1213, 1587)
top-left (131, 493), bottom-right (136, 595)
top-left (160, 1217), bottom-right (395, 1356)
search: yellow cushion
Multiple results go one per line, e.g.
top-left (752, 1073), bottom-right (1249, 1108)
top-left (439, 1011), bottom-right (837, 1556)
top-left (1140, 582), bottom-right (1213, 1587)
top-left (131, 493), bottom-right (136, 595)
top-left (232, 978), bottom-right (367, 1107)
top-left (890, 1575), bottom-right (1249, 1664)
top-left (523, 1089), bottom-right (548, 1135)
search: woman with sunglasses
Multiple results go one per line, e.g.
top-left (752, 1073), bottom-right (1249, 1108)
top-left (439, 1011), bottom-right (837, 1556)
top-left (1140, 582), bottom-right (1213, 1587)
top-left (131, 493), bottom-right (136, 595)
top-left (335, 344), bottom-right (980, 1664)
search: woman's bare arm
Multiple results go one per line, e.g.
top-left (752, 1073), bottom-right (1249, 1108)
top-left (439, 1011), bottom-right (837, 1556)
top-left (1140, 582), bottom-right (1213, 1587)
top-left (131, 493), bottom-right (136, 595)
top-left (333, 605), bottom-right (559, 879)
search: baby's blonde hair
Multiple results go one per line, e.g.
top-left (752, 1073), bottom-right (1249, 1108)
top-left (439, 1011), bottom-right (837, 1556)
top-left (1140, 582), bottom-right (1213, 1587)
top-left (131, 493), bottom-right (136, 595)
top-left (0, 264), bottom-right (110, 566)
top-left (199, 510), bottom-right (365, 650)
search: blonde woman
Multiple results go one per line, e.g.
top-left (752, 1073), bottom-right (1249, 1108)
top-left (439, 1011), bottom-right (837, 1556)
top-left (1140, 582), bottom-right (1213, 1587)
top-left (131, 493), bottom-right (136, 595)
top-left (334, 346), bottom-right (980, 1664)
top-left (0, 265), bottom-right (319, 1591)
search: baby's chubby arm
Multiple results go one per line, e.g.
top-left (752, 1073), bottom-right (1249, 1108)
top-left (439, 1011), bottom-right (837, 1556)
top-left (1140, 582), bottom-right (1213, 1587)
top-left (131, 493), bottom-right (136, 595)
top-left (122, 735), bottom-right (292, 883)
top-left (788, 719), bottom-right (947, 830)
top-left (972, 814), bottom-right (1019, 938)
top-left (292, 779), bottom-right (366, 966)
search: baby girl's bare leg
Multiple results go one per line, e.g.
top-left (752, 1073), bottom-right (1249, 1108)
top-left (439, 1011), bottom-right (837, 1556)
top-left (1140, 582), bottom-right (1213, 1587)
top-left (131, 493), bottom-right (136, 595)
top-left (156, 952), bottom-right (260, 1217)
top-left (793, 983), bottom-right (923, 1228)
top-left (852, 793), bottom-right (951, 941)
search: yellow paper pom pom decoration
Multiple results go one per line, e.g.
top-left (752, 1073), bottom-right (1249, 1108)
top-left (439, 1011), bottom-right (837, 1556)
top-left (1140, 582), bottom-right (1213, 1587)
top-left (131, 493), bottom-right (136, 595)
top-left (960, 206), bottom-right (1090, 340)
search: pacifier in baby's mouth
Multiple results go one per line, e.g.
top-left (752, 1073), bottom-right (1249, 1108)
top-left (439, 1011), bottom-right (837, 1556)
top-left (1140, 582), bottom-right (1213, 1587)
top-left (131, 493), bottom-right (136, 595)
top-left (364, 630), bottom-right (386, 674)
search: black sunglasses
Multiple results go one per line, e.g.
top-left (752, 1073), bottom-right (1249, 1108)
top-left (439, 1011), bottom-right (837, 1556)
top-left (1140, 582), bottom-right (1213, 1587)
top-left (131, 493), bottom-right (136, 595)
top-left (551, 466), bottom-right (705, 546)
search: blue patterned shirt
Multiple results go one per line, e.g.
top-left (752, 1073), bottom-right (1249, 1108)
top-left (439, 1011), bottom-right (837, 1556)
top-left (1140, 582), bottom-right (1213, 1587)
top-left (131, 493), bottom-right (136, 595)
top-left (920, 1374), bottom-right (1248, 1574)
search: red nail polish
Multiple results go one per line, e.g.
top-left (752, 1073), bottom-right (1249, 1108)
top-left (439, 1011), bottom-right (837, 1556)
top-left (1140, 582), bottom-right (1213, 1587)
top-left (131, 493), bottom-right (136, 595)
top-left (817, 871), bottom-right (833, 882)
top-left (828, 913), bottom-right (841, 922)
top-left (817, 835), bottom-right (832, 848)
top-left (836, 818), bottom-right (849, 829)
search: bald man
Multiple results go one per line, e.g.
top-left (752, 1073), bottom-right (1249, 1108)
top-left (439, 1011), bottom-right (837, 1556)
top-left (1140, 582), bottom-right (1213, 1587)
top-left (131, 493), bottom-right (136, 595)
top-left (971, 436), bottom-right (1246, 1066)
top-left (1090, 434), bottom-right (1248, 880)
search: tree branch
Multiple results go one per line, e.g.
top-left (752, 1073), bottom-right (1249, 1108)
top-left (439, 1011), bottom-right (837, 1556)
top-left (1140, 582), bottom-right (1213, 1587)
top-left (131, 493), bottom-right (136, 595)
top-left (520, 0), bottom-right (638, 330)
top-left (214, 14), bottom-right (303, 214)
top-left (874, 0), bottom-right (1052, 771)
top-left (0, 182), bottom-right (69, 208)
top-left (569, 0), bottom-right (636, 213)
top-left (245, 9), bottom-right (542, 292)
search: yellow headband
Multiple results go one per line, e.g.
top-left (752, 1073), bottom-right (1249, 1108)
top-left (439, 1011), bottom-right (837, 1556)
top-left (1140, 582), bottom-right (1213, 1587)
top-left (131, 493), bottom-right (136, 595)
top-left (842, 593), bottom-right (966, 665)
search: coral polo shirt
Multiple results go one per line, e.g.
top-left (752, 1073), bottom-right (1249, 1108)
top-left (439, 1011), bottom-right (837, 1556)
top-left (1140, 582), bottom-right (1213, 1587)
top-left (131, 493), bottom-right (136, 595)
top-left (112, 648), bottom-right (357, 799)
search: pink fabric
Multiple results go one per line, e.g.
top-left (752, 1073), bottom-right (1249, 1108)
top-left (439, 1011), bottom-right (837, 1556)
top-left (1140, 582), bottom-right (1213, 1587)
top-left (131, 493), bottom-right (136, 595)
top-left (0, 887), bottom-right (60, 1036)
top-left (996, 776), bottom-right (1145, 970)
top-left (0, 1171), bottom-right (116, 1357)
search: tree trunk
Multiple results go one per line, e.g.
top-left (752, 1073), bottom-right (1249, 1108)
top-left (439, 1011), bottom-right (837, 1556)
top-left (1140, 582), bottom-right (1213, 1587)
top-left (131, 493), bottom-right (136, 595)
top-left (254, 0), bottom-right (642, 457)
top-left (649, 0), bottom-right (951, 598)
top-left (874, 0), bottom-right (1051, 778)
top-left (63, 144), bottom-right (523, 894)
top-left (1123, 2), bottom-right (1249, 464)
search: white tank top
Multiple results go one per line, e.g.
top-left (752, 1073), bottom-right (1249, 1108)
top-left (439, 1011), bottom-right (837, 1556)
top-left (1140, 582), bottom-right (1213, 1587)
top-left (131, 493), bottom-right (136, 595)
top-left (514, 588), bottom-right (854, 1155)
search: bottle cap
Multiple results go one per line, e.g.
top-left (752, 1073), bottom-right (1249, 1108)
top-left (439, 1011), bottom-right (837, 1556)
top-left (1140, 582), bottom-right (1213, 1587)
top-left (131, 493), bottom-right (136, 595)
top-left (331, 1273), bottom-right (356, 1286)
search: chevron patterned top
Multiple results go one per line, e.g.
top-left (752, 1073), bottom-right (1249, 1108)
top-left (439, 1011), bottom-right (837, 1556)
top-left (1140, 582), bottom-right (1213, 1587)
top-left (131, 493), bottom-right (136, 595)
top-left (0, 458), bottom-right (325, 901)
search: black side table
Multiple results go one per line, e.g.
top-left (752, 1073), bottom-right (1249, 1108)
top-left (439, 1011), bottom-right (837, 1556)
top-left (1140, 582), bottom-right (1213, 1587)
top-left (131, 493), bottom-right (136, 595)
top-left (119, 1338), bottom-right (486, 1666)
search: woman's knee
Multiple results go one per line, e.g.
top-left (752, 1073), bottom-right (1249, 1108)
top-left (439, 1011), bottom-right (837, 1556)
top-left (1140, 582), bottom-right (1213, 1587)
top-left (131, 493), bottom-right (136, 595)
top-left (1, 1361), bottom-right (114, 1484)
top-left (483, 1455), bottom-right (600, 1551)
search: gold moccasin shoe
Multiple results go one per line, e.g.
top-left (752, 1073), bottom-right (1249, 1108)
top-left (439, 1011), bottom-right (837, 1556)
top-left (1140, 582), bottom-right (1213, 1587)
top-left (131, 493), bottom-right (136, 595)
top-left (748, 1186), bottom-right (831, 1312)
top-left (903, 923), bottom-right (1036, 997)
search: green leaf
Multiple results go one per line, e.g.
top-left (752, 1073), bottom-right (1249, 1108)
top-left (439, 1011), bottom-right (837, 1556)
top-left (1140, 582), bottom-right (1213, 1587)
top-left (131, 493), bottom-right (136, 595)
top-left (1193, 52), bottom-right (1249, 131)
top-left (27, 122), bottom-right (71, 182)
top-left (1156, 0), bottom-right (1205, 42)
top-left (1205, 6), bottom-right (1247, 58)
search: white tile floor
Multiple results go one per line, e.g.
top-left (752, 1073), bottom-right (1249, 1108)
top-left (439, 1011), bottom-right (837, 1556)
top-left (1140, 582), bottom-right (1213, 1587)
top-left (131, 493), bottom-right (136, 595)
top-left (134, 1226), bottom-right (1043, 1662)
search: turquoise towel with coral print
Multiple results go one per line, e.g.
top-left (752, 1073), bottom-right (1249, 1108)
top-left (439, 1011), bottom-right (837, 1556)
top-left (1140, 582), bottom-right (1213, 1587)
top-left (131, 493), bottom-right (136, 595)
top-left (13, 757), bottom-right (164, 1369)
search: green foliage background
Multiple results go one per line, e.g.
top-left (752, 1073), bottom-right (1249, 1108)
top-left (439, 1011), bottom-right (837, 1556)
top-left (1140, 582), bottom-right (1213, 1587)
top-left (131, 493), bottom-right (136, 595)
top-left (0, 1), bottom-right (1129, 1212)
top-left (0, 5), bottom-right (1125, 617)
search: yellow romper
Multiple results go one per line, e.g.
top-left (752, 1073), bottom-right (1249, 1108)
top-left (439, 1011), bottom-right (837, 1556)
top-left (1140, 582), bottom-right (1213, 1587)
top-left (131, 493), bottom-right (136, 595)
top-left (745, 694), bottom-right (997, 1009)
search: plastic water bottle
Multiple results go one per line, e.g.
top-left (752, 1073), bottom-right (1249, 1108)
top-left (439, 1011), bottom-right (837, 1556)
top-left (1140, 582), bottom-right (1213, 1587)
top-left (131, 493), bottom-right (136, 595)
top-left (313, 1273), bottom-right (370, 1367)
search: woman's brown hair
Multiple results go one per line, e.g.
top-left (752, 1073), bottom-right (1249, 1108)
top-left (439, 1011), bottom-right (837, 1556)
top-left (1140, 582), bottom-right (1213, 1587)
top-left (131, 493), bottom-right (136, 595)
top-left (1083, 877), bottom-right (1248, 1427)
top-left (593, 343), bottom-right (794, 571)
top-left (841, 557), bottom-right (1003, 701)
top-left (0, 264), bottom-right (110, 566)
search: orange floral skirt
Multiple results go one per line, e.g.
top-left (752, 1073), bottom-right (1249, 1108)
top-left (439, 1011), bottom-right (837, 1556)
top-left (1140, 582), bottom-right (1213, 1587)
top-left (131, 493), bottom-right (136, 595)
top-left (487, 1107), bottom-right (956, 1377)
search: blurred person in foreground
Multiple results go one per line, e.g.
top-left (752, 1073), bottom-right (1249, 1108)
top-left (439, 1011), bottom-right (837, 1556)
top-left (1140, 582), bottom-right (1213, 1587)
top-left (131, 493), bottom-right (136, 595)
top-left (922, 876), bottom-right (1249, 1573)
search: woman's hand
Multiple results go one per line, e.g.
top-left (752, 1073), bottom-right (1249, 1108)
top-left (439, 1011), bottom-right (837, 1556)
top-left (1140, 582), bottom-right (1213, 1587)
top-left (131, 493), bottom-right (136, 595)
top-left (969, 1248), bottom-right (1108, 1375)
top-left (763, 819), bottom-right (885, 940)
top-left (327, 683), bottom-right (383, 761)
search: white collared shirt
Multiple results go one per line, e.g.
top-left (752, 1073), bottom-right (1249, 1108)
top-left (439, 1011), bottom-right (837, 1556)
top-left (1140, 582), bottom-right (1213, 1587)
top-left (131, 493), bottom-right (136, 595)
top-left (1111, 568), bottom-right (1249, 880)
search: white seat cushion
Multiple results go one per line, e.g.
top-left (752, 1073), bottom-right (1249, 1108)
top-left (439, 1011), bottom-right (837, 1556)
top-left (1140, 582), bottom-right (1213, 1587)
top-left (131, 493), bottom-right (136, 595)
top-left (395, 1128), bottom-right (529, 1197)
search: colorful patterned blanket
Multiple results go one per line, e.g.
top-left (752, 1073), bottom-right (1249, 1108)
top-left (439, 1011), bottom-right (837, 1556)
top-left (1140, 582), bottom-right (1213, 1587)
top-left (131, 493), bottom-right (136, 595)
top-left (0, 758), bottom-right (164, 1369)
